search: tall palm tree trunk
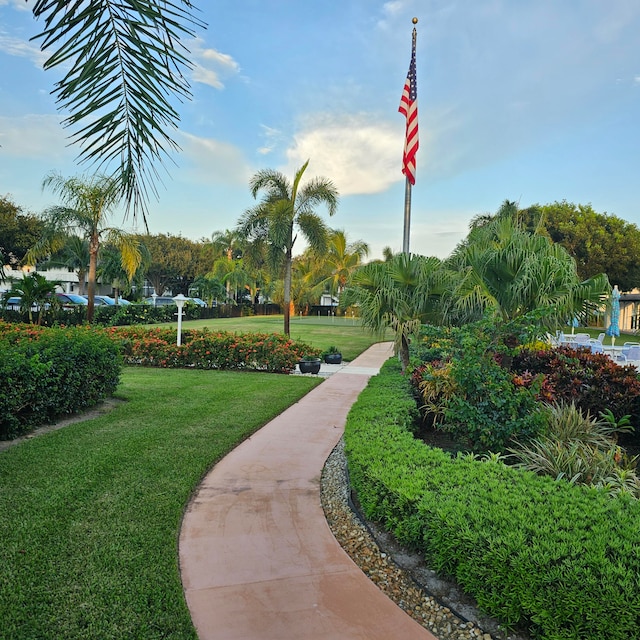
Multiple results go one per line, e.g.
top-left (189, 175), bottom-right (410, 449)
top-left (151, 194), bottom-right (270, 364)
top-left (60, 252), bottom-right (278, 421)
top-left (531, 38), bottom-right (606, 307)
top-left (87, 235), bottom-right (99, 323)
top-left (283, 248), bottom-right (293, 336)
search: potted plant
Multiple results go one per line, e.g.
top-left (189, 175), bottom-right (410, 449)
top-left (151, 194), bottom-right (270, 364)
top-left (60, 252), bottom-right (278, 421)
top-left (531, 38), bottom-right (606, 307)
top-left (323, 346), bottom-right (343, 365)
top-left (298, 354), bottom-right (322, 374)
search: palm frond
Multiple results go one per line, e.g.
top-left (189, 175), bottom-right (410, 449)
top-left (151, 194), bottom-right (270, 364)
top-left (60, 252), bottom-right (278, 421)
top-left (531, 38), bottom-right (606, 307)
top-left (30, 1), bottom-right (205, 224)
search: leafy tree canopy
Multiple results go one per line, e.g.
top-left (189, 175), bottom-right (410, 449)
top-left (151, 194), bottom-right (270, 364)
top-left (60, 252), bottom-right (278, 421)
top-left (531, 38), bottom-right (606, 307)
top-left (136, 233), bottom-right (205, 295)
top-left (0, 195), bottom-right (44, 266)
top-left (473, 199), bottom-right (640, 292)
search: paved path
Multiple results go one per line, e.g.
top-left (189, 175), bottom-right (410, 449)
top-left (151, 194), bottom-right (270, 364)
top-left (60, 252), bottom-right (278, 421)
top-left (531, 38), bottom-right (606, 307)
top-left (179, 342), bottom-right (437, 640)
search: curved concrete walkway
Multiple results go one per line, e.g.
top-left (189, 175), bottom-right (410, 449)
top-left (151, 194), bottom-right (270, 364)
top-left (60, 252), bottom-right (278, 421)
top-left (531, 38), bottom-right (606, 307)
top-left (179, 342), bottom-right (437, 640)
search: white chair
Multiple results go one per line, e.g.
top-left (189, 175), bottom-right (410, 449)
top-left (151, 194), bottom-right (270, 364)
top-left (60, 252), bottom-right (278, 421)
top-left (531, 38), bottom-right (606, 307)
top-left (597, 333), bottom-right (606, 344)
top-left (588, 339), bottom-right (604, 354)
top-left (573, 333), bottom-right (590, 346)
top-left (617, 346), bottom-right (640, 363)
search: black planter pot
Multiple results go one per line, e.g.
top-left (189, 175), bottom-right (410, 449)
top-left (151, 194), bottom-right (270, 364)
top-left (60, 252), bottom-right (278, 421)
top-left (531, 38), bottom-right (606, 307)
top-left (298, 358), bottom-right (321, 374)
top-left (324, 353), bottom-right (342, 365)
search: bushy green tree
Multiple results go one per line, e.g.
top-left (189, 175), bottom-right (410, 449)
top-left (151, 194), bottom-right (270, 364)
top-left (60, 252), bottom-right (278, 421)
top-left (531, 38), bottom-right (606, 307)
top-left (445, 211), bottom-right (609, 327)
top-left (135, 233), bottom-right (201, 296)
top-left (0, 195), bottom-right (44, 266)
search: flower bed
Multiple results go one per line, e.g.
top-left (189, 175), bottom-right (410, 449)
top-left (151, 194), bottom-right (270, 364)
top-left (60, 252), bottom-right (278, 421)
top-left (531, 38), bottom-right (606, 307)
top-left (105, 326), bottom-right (320, 373)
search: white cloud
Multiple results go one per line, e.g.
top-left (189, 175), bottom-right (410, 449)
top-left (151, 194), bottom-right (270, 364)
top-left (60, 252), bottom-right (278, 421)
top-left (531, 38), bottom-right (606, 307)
top-left (257, 125), bottom-right (282, 156)
top-left (187, 37), bottom-right (240, 89)
top-left (0, 113), bottom-right (71, 160)
top-left (0, 0), bottom-right (29, 10)
top-left (177, 131), bottom-right (252, 186)
top-left (0, 34), bottom-right (47, 67)
top-left (283, 114), bottom-right (406, 195)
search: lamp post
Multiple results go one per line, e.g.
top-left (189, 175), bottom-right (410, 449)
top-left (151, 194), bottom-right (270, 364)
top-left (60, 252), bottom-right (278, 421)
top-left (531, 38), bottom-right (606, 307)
top-left (173, 294), bottom-right (187, 346)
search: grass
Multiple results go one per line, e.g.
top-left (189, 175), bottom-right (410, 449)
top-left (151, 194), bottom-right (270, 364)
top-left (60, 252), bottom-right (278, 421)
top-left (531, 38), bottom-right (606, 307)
top-left (162, 314), bottom-right (388, 361)
top-left (0, 367), bottom-right (321, 639)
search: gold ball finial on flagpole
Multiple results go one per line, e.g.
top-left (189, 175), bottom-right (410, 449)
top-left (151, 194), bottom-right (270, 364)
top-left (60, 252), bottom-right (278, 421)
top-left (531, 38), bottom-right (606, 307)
top-left (412, 17), bottom-right (418, 24)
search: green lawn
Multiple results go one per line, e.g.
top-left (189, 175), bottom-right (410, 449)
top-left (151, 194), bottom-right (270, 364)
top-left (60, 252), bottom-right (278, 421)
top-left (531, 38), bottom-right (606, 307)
top-left (0, 368), bottom-right (321, 639)
top-left (163, 314), bottom-right (388, 361)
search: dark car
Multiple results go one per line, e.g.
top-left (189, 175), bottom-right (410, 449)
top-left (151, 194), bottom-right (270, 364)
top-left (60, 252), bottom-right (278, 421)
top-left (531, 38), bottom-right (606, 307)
top-left (54, 293), bottom-right (88, 306)
top-left (2, 296), bottom-right (23, 310)
top-left (83, 295), bottom-right (131, 306)
top-left (144, 296), bottom-right (205, 307)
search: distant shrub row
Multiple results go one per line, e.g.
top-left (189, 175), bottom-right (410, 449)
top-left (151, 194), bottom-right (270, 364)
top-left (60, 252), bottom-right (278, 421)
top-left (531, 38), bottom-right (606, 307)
top-left (345, 359), bottom-right (640, 640)
top-left (105, 326), bottom-right (320, 373)
top-left (0, 302), bottom-right (262, 327)
top-left (0, 322), bottom-right (121, 438)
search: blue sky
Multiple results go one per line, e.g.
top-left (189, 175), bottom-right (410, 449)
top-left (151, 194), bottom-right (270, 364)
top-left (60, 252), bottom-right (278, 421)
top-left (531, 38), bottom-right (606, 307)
top-left (1, 0), bottom-right (639, 260)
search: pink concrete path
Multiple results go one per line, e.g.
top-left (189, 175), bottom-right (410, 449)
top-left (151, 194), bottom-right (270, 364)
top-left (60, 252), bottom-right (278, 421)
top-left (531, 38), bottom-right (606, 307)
top-left (179, 342), bottom-right (437, 640)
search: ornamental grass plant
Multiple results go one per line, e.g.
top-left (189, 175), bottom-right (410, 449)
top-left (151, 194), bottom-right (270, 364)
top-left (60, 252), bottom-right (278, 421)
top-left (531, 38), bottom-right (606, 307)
top-left (509, 402), bottom-right (640, 498)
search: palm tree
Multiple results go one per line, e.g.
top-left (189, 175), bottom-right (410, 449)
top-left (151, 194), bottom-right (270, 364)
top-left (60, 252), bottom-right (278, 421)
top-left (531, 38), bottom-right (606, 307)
top-left (342, 253), bottom-right (445, 371)
top-left (321, 229), bottom-right (370, 299)
top-left (210, 229), bottom-right (244, 261)
top-left (189, 274), bottom-right (226, 308)
top-left (444, 213), bottom-right (609, 327)
top-left (27, 172), bottom-right (143, 322)
top-left (38, 235), bottom-right (90, 295)
top-left (290, 253), bottom-right (325, 315)
top-left (212, 257), bottom-right (252, 303)
top-left (98, 243), bottom-right (150, 302)
top-left (237, 160), bottom-right (339, 335)
top-left (3, 273), bottom-right (61, 324)
top-left (24, 1), bottom-right (204, 223)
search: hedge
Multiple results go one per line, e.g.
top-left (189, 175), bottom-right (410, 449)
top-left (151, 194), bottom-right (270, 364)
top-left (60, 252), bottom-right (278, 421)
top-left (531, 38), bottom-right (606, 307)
top-left (344, 359), bottom-right (640, 640)
top-left (0, 322), bottom-right (121, 438)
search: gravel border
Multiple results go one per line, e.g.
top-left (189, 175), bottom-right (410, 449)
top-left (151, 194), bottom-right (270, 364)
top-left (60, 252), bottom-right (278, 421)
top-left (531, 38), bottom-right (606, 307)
top-left (321, 438), bottom-right (530, 640)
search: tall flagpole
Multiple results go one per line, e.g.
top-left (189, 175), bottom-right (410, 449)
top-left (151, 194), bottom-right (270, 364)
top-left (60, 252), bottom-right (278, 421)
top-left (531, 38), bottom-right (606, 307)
top-left (399, 17), bottom-right (419, 256)
top-left (403, 169), bottom-right (412, 255)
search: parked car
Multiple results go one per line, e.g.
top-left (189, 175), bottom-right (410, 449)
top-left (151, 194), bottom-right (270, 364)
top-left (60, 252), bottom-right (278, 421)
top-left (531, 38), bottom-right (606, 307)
top-left (53, 293), bottom-right (88, 306)
top-left (144, 296), bottom-right (177, 306)
top-left (82, 295), bottom-right (131, 306)
top-left (144, 296), bottom-right (205, 307)
top-left (2, 296), bottom-right (23, 310)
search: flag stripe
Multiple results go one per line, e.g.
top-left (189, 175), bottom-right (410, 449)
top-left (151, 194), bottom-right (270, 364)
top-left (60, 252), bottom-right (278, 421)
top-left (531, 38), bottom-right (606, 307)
top-left (399, 28), bottom-right (418, 185)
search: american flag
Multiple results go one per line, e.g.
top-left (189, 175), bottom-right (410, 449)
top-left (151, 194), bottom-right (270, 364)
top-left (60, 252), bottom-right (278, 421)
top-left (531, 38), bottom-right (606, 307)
top-left (398, 28), bottom-right (418, 185)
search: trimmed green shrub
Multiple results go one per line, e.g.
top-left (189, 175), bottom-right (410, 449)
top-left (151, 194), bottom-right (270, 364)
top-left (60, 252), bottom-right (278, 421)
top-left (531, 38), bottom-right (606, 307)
top-left (345, 359), bottom-right (640, 640)
top-left (0, 322), bottom-right (121, 438)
